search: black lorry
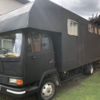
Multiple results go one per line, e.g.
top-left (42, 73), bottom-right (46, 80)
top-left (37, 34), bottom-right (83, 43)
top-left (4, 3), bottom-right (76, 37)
top-left (0, 0), bottom-right (99, 100)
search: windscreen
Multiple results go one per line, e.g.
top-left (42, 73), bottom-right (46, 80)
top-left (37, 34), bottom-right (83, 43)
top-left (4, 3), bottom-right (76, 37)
top-left (0, 31), bottom-right (22, 58)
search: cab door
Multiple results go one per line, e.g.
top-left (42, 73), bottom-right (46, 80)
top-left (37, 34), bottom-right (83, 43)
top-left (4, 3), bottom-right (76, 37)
top-left (25, 31), bottom-right (55, 84)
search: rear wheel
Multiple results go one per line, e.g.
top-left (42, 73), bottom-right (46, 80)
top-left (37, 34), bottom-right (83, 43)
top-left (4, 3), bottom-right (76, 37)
top-left (37, 78), bottom-right (56, 100)
top-left (84, 63), bottom-right (94, 75)
top-left (90, 64), bottom-right (94, 74)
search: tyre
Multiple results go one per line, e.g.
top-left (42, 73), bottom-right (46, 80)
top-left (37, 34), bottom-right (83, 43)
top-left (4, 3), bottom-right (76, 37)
top-left (84, 63), bottom-right (94, 75)
top-left (37, 78), bottom-right (56, 100)
top-left (88, 63), bottom-right (94, 75)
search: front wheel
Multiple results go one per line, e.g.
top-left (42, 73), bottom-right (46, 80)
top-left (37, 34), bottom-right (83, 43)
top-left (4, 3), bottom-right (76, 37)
top-left (37, 78), bottom-right (56, 100)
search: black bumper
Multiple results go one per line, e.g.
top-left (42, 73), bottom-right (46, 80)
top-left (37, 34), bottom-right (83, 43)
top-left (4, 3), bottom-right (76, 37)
top-left (0, 84), bottom-right (39, 98)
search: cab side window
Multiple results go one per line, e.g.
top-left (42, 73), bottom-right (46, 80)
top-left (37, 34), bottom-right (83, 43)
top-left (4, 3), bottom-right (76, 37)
top-left (32, 33), bottom-right (49, 52)
top-left (27, 32), bottom-right (49, 53)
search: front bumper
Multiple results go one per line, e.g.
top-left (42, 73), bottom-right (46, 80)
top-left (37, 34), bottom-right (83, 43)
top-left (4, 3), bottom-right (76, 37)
top-left (0, 84), bottom-right (39, 98)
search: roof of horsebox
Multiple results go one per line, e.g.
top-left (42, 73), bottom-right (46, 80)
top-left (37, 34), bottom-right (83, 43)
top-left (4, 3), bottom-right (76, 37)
top-left (0, 0), bottom-right (87, 34)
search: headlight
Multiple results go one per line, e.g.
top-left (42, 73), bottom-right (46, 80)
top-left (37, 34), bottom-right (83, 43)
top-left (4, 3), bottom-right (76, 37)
top-left (9, 78), bottom-right (17, 84)
top-left (9, 78), bottom-right (23, 85)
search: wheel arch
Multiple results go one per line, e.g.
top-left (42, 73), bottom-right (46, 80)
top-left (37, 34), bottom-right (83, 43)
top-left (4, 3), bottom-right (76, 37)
top-left (39, 68), bottom-right (61, 87)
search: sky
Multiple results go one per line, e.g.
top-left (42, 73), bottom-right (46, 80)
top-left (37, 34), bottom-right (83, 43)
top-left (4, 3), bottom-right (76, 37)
top-left (29, 0), bottom-right (100, 20)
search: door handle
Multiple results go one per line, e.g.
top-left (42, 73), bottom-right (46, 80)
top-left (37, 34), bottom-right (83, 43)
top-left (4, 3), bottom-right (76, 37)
top-left (32, 56), bottom-right (36, 59)
top-left (32, 56), bottom-right (40, 59)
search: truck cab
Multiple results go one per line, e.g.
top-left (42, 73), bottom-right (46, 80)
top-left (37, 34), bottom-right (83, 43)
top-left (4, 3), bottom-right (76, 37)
top-left (0, 29), bottom-right (57, 99)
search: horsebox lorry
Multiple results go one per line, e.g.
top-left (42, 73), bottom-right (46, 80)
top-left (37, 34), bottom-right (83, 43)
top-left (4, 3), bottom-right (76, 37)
top-left (0, 0), bottom-right (99, 100)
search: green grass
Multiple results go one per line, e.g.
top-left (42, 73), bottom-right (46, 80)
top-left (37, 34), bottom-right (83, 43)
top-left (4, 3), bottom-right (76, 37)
top-left (53, 71), bottom-right (100, 100)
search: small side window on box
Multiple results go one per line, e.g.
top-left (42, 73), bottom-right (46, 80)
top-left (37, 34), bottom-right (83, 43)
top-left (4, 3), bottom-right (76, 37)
top-left (67, 19), bottom-right (78, 36)
top-left (88, 24), bottom-right (93, 33)
top-left (98, 29), bottom-right (100, 35)
top-left (95, 27), bottom-right (97, 34)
